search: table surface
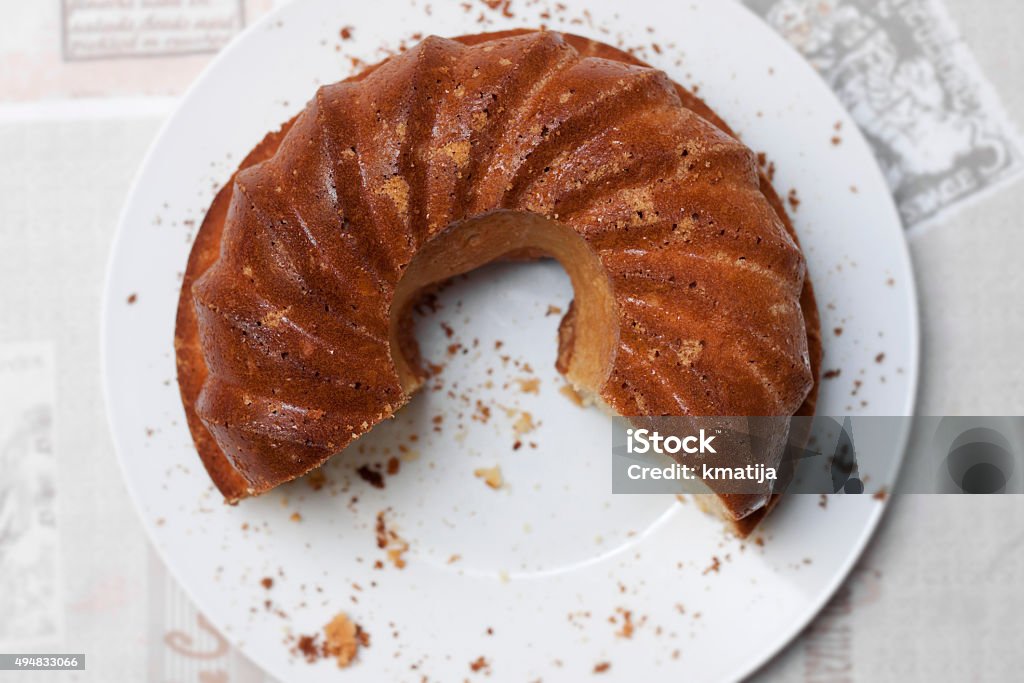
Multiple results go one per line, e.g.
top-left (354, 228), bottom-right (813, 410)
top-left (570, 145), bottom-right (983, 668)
top-left (0, 0), bottom-right (1022, 680)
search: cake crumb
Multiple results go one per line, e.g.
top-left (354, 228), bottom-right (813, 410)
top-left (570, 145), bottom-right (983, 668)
top-left (375, 509), bottom-right (410, 568)
top-left (702, 556), bottom-right (721, 575)
top-left (515, 377), bottom-right (541, 394)
top-left (295, 634), bottom-right (319, 663)
top-left (126, 293), bottom-right (138, 304)
top-left (474, 465), bottom-right (504, 489)
top-left (513, 411), bottom-right (535, 435)
top-left (387, 541), bottom-right (408, 569)
top-left (594, 661), bottom-right (611, 673)
top-left (261, 577), bottom-right (274, 589)
top-left (357, 464), bottom-right (385, 488)
top-left (291, 612), bottom-right (368, 668)
top-left (469, 655), bottom-right (489, 672)
top-left (787, 188), bottom-right (801, 212)
top-left (323, 612), bottom-right (368, 668)
top-left (614, 608), bottom-right (634, 638)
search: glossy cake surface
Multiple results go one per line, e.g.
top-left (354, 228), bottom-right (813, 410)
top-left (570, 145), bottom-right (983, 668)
top-left (175, 30), bottom-right (822, 532)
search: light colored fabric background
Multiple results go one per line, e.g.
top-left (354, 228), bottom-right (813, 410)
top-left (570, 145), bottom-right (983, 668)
top-left (0, 0), bottom-right (1021, 680)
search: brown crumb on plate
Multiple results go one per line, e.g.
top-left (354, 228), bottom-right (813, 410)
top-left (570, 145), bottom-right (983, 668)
top-left (515, 377), bottom-right (541, 394)
top-left (323, 612), bottom-right (369, 668)
top-left (702, 556), bottom-right (721, 575)
top-left (474, 465), bottom-right (504, 489)
top-left (375, 509), bottom-right (410, 568)
top-left (613, 608), bottom-right (634, 638)
top-left (787, 188), bottom-right (801, 211)
top-left (512, 410), bottom-right (535, 435)
top-left (295, 634), bottom-right (319, 663)
top-left (356, 464), bottom-right (384, 489)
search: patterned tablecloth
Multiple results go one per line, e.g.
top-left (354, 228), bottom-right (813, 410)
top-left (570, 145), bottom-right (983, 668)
top-left (1, 0), bottom-right (1022, 680)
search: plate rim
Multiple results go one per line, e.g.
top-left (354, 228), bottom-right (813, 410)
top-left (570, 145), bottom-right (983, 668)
top-left (722, 1), bottom-right (920, 677)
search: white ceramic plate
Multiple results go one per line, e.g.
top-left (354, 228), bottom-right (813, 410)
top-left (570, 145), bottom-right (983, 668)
top-left (102, 0), bottom-right (919, 681)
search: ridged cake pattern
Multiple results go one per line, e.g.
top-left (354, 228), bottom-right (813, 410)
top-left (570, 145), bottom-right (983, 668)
top-left (183, 30), bottom-right (814, 507)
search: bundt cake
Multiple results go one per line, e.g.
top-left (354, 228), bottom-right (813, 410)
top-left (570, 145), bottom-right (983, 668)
top-left (175, 29), bottom-right (822, 536)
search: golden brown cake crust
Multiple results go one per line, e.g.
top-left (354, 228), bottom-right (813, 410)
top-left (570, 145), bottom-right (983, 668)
top-left (176, 123), bottom-right (295, 500)
top-left (175, 30), bottom-right (821, 532)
